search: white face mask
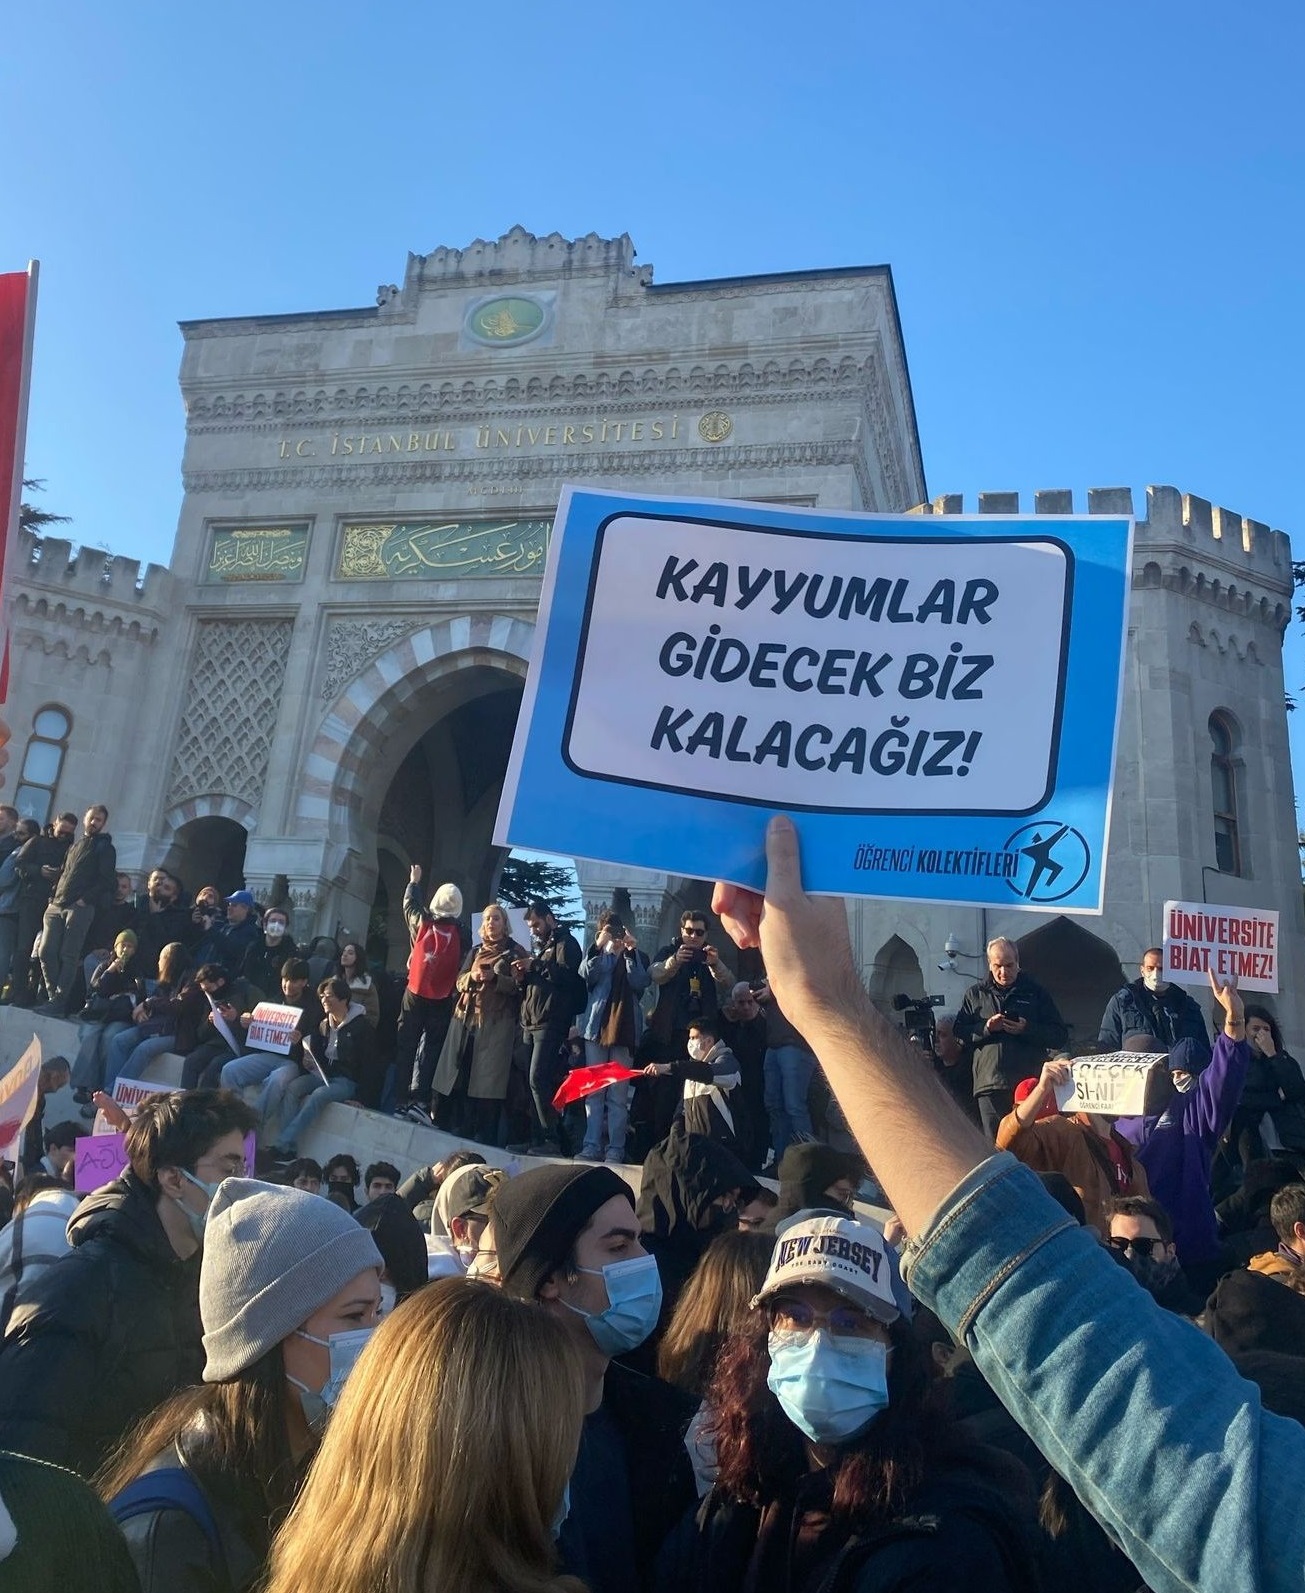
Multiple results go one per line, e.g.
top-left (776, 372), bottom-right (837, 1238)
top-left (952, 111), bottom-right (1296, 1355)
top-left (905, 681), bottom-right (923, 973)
top-left (1142, 969), bottom-right (1169, 993)
top-left (378, 1282), bottom-right (397, 1317)
top-left (265, 921), bottom-right (287, 942)
top-left (686, 1037), bottom-right (708, 1061)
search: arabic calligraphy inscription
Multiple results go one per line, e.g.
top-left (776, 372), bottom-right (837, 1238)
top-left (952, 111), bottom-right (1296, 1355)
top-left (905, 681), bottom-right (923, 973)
top-left (205, 525), bottom-right (309, 585)
top-left (336, 519), bottom-right (551, 581)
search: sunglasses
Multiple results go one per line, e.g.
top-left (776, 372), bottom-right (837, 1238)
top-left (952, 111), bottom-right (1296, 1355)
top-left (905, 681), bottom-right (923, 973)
top-left (765, 1297), bottom-right (879, 1339)
top-left (681, 926), bottom-right (707, 938)
top-left (1107, 1235), bottom-right (1163, 1258)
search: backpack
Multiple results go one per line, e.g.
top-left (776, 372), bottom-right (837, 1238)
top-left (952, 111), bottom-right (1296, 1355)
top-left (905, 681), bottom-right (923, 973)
top-left (110, 1466), bottom-right (229, 1584)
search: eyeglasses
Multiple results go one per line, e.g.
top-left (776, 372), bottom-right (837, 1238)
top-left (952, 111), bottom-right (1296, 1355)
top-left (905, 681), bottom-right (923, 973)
top-left (681, 926), bottom-right (707, 938)
top-left (196, 1154), bottom-right (247, 1179)
top-left (1107, 1235), bottom-right (1163, 1258)
top-left (765, 1297), bottom-right (880, 1339)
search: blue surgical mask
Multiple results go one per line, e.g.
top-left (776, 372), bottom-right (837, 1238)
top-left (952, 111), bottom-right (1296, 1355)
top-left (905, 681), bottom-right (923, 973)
top-left (563, 1253), bottom-right (663, 1356)
top-left (766, 1329), bottom-right (890, 1445)
top-left (551, 1480), bottom-right (571, 1540)
top-left (286, 1325), bottom-right (375, 1436)
top-left (175, 1169), bottom-right (219, 1243)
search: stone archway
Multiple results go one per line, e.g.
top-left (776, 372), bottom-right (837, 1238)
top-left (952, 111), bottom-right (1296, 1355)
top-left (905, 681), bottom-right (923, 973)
top-left (867, 932), bottom-right (927, 1015)
top-left (1015, 916), bottom-right (1127, 1051)
top-left (161, 815), bottom-right (249, 899)
top-left (297, 613), bottom-right (535, 940)
top-left (158, 795), bottom-right (257, 898)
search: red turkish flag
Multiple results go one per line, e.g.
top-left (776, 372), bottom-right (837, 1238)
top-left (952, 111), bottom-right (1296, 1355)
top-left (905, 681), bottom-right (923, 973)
top-left (552, 1061), bottom-right (646, 1111)
top-left (0, 263), bottom-right (39, 707)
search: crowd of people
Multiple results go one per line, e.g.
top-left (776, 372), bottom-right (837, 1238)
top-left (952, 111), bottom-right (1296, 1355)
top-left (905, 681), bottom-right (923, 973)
top-left (0, 803), bottom-right (1303, 1590)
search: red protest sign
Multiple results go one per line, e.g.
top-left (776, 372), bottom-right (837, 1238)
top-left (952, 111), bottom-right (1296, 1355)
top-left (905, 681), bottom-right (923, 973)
top-left (552, 1062), bottom-right (645, 1111)
top-left (0, 264), bottom-right (38, 707)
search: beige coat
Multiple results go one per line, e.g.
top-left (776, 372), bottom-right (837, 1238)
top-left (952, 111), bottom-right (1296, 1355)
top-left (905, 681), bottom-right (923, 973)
top-left (432, 940), bottom-right (524, 1101)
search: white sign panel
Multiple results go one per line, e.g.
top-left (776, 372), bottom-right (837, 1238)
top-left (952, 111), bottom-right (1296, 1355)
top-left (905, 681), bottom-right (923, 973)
top-left (1163, 900), bottom-right (1279, 993)
top-left (567, 517), bottom-right (1071, 813)
top-left (245, 1001), bottom-right (302, 1055)
top-left (1054, 1054), bottom-right (1171, 1118)
top-left (496, 489), bottom-right (1133, 909)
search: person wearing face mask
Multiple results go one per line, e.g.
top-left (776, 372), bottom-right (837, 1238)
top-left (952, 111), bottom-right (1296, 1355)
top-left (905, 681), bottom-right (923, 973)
top-left (490, 1163), bottom-right (698, 1593)
top-left (1114, 970), bottom-right (1251, 1290)
top-left (1104, 1196), bottom-right (1205, 1316)
top-left (643, 1017), bottom-right (743, 1152)
top-left (101, 1177), bottom-right (382, 1593)
top-left (1097, 946), bottom-right (1211, 1056)
top-left (240, 906), bottom-right (298, 1001)
top-left (426, 1161), bottom-right (505, 1278)
top-left (660, 1210), bottom-right (1042, 1593)
top-left (0, 1089), bottom-right (256, 1477)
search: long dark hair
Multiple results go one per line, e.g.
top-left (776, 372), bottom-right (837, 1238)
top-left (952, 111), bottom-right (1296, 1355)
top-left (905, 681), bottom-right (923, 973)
top-left (1244, 1004), bottom-right (1286, 1056)
top-left (97, 1347), bottom-right (304, 1552)
top-left (708, 1317), bottom-right (953, 1524)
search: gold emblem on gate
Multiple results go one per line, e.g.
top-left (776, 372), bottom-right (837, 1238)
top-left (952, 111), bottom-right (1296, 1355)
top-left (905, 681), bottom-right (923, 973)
top-left (698, 410), bottom-right (733, 443)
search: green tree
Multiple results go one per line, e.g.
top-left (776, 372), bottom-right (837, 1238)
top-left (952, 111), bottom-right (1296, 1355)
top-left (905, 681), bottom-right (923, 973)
top-left (498, 854), bottom-right (582, 926)
top-left (19, 478), bottom-right (70, 535)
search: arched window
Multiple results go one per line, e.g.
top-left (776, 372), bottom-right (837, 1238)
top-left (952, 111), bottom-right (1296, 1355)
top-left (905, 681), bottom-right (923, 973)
top-left (1209, 712), bottom-right (1241, 875)
top-left (15, 705), bottom-right (71, 825)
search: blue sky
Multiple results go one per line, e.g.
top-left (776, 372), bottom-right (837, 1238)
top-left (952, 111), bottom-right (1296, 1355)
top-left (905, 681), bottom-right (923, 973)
top-left (6, 0), bottom-right (1304, 783)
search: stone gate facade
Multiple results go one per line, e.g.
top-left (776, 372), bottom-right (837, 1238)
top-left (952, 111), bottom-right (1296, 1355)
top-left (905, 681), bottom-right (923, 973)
top-left (5, 227), bottom-right (1300, 1037)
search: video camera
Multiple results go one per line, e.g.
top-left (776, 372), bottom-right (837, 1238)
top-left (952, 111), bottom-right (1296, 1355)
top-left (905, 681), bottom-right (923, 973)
top-left (893, 991), bottom-right (945, 1047)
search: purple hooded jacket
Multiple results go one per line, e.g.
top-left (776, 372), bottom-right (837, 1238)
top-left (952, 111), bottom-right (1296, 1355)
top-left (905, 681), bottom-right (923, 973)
top-left (1115, 1032), bottom-right (1249, 1264)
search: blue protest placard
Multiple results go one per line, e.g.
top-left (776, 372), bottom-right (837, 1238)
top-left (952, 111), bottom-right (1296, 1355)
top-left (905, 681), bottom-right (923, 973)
top-left (495, 488), bottom-right (1132, 910)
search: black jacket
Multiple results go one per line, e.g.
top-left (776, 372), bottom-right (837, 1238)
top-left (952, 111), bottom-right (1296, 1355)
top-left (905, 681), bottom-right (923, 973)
top-left (637, 1129), bottom-right (756, 1343)
top-left (306, 1008), bottom-right (373, 1085)
top-left (51, 830), bottom-right (118, 911)
top-left (115, 1430), bottom-right (269, 1593)
top-left (240, 935), bottom-right (299, 1003)
top-left (658, 1455), bottom-right (1043, 1593)
top-left (1231, 1047), bottom-right (1305, 1152)
top-left (0, 1173), bottom-right (203, 1477)
top-left (518, 925), bottom-right (585, 1029)
top-left (12, 831), bottom-right (71, 907)
top-left (955, 973), bottom-right (1068, 1096)
top-left (135, 899), bottom-right (201, 980)
top-left (602, 1361), bottom-right (698, 1586)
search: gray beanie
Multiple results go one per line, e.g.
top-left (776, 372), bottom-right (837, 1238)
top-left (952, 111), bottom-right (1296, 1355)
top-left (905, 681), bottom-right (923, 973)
top-left (200, 1178), bottom-right (383, 1382)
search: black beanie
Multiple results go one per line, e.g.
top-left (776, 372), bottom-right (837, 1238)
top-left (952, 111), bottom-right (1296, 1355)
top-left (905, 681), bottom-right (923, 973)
top-left (490, 1164), bottom-right (633, 1301)
top-left (776, 1143), bottom-right (863, 1220)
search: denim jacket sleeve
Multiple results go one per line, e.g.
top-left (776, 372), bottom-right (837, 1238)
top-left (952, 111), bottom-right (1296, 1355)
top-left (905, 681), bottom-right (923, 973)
top-left (902, 1153), bottom-right (1305, 1593)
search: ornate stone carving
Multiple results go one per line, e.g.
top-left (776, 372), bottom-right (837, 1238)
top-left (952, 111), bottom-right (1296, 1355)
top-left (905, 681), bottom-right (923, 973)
top-left (321, 617), bottom-right (426, 700)
top-left (184, 439), bottom-right (860, 497)
top-left (184, 356), bottom-right (873, 426)
top-left (165, 619), bottom-right (294, 811)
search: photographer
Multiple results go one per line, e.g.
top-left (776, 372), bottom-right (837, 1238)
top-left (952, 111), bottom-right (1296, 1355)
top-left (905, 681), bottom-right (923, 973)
top-left (643, 909), bottom-right (735, 1144)
top-left (934, 1010), bottom-right (982, 1125)
top-left (511, 897), bottom-right (584, 1155)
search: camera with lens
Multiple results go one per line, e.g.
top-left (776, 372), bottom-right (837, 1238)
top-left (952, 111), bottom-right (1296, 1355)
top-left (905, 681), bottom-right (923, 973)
top-left (892, 991), bottom-right (945, 1048)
